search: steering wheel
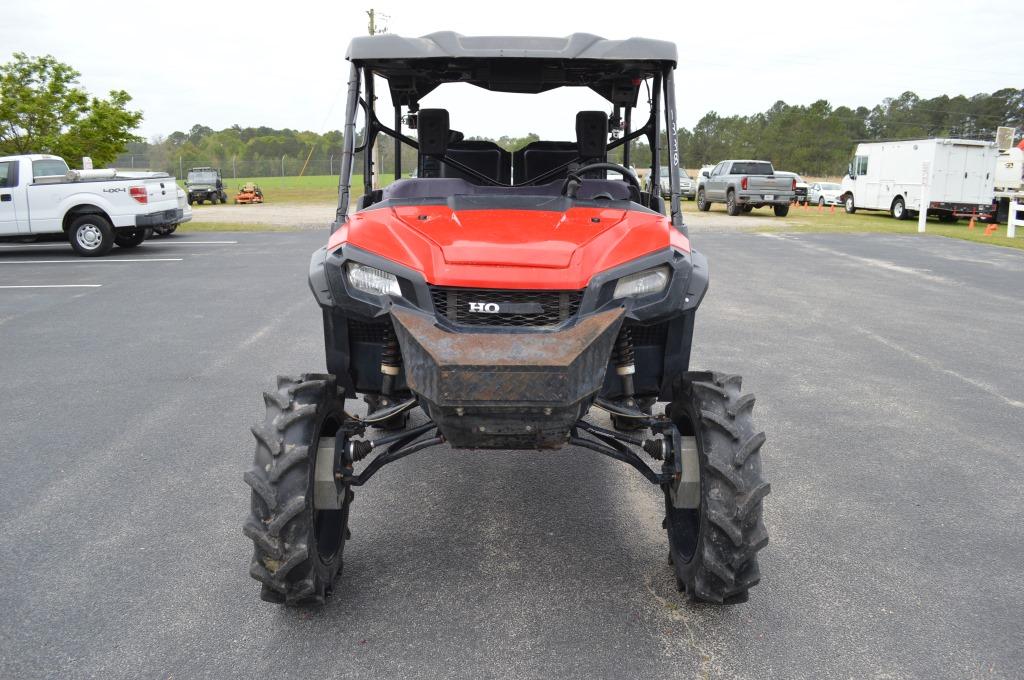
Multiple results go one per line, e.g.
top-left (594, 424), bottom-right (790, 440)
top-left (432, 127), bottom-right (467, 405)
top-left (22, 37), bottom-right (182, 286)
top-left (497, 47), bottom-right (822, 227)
top-left (561, 162), bottom-right (642, 201)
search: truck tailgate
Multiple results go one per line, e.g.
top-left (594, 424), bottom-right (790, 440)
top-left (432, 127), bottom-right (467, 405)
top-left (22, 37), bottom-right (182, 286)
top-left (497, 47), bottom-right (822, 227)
top-left (142, 176), bottom-right (179, 212)
top-left (747, 176), bottom-right (791, 193)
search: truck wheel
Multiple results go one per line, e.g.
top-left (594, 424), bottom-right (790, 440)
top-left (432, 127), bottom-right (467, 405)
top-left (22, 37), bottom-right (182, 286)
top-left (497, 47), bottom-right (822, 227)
top-left (891, 196), bottom-right (908, 220)
top-left (245, 374), bottom-right (352, 605)
top-left (844, 195), bottom-right (856, 214)
top-left (114, 228), bottom-right (147, 248)
top-left (773, 204), bottom-right (790, 217)
top-left (665, 373), bottom-right (769, 604)
top-left (68, 215), bottom-right (115, 257)
top-left (187, 196), bottom-right (194, 206)
top-left (221, 192), bottom-right (228, 204)
top-left (696, 189), bottom-right (710, 212)
top-left (726, 191), bottom-right (741, 216)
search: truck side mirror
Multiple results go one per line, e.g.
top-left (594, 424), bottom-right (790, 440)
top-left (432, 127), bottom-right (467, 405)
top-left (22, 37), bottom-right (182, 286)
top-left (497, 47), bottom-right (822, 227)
top-left (848, 163), bottom-right (855, 179)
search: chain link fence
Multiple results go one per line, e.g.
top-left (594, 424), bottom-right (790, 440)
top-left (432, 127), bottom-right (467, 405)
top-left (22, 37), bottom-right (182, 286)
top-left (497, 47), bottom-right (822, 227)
top-left (110, 154), bottom-right (358, 178)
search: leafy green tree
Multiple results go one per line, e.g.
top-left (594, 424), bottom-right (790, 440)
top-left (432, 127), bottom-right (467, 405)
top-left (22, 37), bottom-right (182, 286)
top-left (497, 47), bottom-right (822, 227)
top-left (0, 53), bottom-right (143, 165)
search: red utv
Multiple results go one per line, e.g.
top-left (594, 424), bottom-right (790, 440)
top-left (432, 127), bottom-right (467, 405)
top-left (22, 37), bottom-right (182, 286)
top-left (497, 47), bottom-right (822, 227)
top-left (245, 32), bottom-right (769, 606)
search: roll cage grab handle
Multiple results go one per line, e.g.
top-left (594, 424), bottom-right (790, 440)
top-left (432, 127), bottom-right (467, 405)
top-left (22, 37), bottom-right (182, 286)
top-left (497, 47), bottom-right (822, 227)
top-left (333, 63), bottom-right (685, 232)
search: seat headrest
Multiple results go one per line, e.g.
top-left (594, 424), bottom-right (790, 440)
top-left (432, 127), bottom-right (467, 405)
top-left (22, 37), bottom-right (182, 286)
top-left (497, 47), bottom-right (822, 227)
top-left (418, 109), bottom-right (450, 156)
top-left (576, 111), bottom-right (608, 159)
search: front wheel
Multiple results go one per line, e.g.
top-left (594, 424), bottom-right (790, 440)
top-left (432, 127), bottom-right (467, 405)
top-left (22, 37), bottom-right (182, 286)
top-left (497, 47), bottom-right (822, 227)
top-left (114, 228), bottom-right (147, 248)
top-left (244, 374), bottom-right (353, 605)
top-left (68, 215), bottom-right (115, 257)
top-left (844, 195), bottom-right (856, 214)
top-left (818, 197), bottom-right (825, 207)
top-left (697, 189), bottom-right (710, 212)
top-left (665, 373), bottom-right (770, 604)
top-left (773, 204), bottom-right (790, 217)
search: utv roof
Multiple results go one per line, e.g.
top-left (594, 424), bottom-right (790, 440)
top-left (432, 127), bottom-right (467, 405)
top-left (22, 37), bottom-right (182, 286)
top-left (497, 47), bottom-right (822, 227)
top-left (346, 32), bottom-right (677, 64)
top-left (346, 32), bottom-right (677, 105)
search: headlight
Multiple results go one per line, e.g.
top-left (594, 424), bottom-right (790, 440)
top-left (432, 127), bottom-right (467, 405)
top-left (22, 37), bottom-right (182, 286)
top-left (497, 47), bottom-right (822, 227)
top-left (613, 265), bottom-right (670, 298)
top-left (346, 262), bottom-right (401, 296)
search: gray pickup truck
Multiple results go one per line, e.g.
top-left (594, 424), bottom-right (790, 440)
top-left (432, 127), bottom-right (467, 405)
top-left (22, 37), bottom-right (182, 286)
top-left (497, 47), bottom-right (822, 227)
top-left (697, 160), bottom-right (796, 216)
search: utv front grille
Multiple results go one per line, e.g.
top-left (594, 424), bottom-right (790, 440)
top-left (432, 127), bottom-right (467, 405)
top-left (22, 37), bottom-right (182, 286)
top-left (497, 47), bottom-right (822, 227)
top-left (430, 287), bottom-right (583, 328)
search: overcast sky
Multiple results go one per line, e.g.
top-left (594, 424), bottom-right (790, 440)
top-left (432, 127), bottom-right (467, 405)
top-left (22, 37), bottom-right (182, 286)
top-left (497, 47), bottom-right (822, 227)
top-left (2, 0), bottom-right (1021, 141)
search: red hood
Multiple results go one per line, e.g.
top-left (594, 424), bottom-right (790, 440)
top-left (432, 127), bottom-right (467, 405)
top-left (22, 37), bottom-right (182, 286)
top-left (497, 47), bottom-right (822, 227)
top-left (329, 203), bottom-right (688, 290)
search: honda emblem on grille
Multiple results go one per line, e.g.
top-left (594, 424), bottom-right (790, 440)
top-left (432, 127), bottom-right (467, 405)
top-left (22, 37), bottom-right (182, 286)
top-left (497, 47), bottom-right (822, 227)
top-left (468, 302), bottom-right (501, 313)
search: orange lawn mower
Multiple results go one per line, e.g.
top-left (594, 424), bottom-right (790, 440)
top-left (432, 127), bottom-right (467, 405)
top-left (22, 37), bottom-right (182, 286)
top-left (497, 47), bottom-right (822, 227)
top-left (234, 183), bottom-right (265, 204)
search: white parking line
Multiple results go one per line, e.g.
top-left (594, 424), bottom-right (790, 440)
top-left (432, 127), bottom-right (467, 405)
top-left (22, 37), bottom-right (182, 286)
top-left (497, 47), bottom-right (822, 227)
top-left (0, 240), bottom-right (235, 248)
top-left (149, 240), bottom-right (238, 245)
top-left (0, 258), bottom-right (182, 264)
top-left (0, 284), bottom-right (102, 288)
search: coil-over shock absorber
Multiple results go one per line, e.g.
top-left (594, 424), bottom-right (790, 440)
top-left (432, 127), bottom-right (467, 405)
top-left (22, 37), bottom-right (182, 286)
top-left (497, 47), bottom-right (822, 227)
top-left (364, 320), bottom-right (409, 431)
top-left (614, 326), bottom-right (636, 408)
top-left (379, 322), bottom-right (402, 402)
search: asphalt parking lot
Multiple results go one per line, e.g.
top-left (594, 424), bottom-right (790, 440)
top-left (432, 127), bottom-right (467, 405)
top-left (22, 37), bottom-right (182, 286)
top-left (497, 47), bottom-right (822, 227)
top-left (1, 229), bottom-right (1022, 679)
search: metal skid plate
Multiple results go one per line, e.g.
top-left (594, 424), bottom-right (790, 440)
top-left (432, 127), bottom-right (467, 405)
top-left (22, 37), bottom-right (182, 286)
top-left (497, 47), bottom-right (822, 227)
top-left (389, 305), bottom-right (624, 449)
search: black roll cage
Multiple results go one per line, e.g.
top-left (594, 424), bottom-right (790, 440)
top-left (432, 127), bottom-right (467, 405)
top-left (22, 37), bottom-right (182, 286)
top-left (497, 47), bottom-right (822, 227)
top-left (332, 61), bottom-right (683, 232)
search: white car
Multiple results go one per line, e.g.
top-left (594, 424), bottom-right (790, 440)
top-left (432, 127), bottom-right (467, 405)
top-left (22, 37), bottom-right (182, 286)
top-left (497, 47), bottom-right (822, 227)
top-left (0, 154), bottom-right (189, 255)
top-left (808, 181), bottom-right (844, 206)
top-left (643, 166), bottom-right (696, 199)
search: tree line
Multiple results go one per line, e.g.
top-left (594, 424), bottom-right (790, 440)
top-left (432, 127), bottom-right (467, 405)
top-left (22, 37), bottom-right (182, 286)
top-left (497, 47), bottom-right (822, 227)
top-left (132, 87), bottom-right (1022, 178)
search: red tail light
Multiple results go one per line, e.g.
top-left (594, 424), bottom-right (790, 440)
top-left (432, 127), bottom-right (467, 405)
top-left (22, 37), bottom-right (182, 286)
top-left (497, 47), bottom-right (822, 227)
top-left (130, 186), bottom-right (148, 204)
top-left (792, 179), bottom-right (797, 191)
top-left (740, 176), bottom-right (748, 190)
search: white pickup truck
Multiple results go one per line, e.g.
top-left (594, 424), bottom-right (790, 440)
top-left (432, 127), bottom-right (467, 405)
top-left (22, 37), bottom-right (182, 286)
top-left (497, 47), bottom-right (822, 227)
top-left (0, 154), bottom-right (190, 256)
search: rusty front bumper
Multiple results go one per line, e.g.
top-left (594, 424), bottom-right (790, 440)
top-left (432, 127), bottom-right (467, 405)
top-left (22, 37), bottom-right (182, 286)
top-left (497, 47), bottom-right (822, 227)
top-left (390, 306), bottom-right (624, 449)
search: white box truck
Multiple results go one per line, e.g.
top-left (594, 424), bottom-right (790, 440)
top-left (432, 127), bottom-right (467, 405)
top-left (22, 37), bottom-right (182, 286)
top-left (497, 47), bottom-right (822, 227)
top-left (839, 139), bottom-right (997, 222)
top-left (992, 146), bottom-right (1023, 223)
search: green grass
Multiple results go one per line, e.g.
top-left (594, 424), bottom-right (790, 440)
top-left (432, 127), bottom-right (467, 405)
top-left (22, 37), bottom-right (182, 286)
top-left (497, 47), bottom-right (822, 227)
top-left (679, 200), bottom-right (1022, 250)
top-left (177, 174), bottom-right (392, 204)
top-left (178, 178), bottom-right (1023, 250)
top-left (748, 202), bottom-right (1024, 250)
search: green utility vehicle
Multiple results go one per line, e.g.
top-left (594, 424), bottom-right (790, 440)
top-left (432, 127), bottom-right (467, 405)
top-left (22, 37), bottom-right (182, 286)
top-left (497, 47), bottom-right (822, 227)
top-left (185, 167), bottom-right (227, 205)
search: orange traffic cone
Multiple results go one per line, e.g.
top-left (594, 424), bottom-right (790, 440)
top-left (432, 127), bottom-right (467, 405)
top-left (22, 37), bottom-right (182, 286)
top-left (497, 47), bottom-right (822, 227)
top-left (818, 202), bottom-right (824, 213)
top-left (984, 223), bottom-right (998, 236)
top-left (968, 216), bottom-right (976, 230)
top-left (829, 203), bottom-right (836, 214)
